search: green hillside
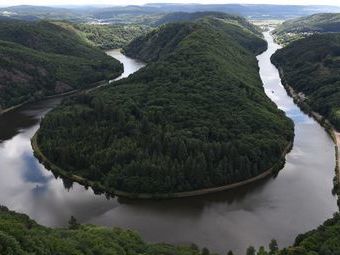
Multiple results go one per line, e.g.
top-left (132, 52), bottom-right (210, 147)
top-left (36, 15), bottom-right (293, 195)
top-left (0, 206), bottom-right (208, 255)
top-left (153, 11), bottom-right (262, 34)
top-left (273, 13), bottom-right (340, 45)
top-left (73, 23), bottom-right (152, 50)
top-left (278, 213), bottom-right (340, 255)
top-left (128, 13), bottom-right (265, 62)
top-left (271, 33), bottom-right (340, 130)
top-left (0, 20), bottom-right (123, 111)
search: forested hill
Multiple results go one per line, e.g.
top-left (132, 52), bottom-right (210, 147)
top-left (152, 11), bottom-right (262, 34)
top-left (271, 33), bottom-right (340, 130)
top-left (0, 20), bottom-right (123, 111)
top-left (37, 15), bottom-right (294, 195)
top-left (53, 21), bottom-right (152, 50)
top-left (125, 15), bottom-right (266, 62)
top-left (273, 13), bottom-right (340, 45)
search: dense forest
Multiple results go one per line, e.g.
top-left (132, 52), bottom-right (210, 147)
top-left (273, 13), bottom-right (340, 45)
top-left (53, 21), bottom-right (152, 50)
top-left (1, 205), bottom-right (340, 255)
top-left (271, 33), bottom-right (340, 130)
top-left (153, 11), bottom-right (263, 31)
top-left (0, 206), bottom-right (211, 255)
top-left (0, 20), bottom-right (123, 111)
top-left (36, 14), bottom-right (294, 195)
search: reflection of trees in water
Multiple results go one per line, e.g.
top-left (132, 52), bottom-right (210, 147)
top-left (62, 178), bottom-right (74, 190)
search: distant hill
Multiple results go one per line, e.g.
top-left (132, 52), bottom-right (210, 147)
top-left (0, 20), bottom-right (122, 110)
top-left (144, 3), bottom-right (340, 19)
top-left (272, 33), bottom-right (340, 130)
top-left (153, 11), bottom-right (262, 33)
top-left (71, 22), bottom-right (152, 50)
top-left (274, 13), bottom-right (340, 45)
top-left (126, 13), bottom-right (265, 62)
top-left (0, 5), bottom-right (84, 21)
top-left (1, 4), bottom-right (340, 23)
top-left (36, 15), bottom-right (293, 196)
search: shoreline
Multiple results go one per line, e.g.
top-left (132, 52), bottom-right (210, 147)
top-left (0, 80), bottom-right (110, 116)
top-left (31, 131), bottom-right (293, 199)
top-left (276, 67), bottom-right (340, 196)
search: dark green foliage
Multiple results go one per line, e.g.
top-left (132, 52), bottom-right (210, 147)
top-left (125, 14), bottom-right (266, 62)
top-left (269, 239), bottom-right (279, 254)
top-left (0, 20), bottom-right (123, 110)
top-left (37, 16), bottom-right (293, 194)
top-left (68, 216), bottom-right (80, 230)
top-left (0, 206), bottom-right (207, 255)
top-left (153, 12), bottom-right (263, 37)
top-left (247, 246), bottom-right (256, 255)
top-left (274, 13), bottom-right (340, 45)
top-left (272, 33), bottom-right (340, 130)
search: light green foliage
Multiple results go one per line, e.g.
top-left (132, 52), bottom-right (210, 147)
top-left (72, 22), bottom-right (152, 50)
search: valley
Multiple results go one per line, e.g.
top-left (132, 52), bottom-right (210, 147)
top-left (0, 25), bottom-right (338, 254)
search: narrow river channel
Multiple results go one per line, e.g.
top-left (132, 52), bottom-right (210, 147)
top-left (0, 34), bottom-right (337, 254)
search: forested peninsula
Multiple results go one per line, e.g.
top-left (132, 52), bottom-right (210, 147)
top-left (35, 14), bottom-right (294, 196)
top-left (0, 20), bottom-right (123, 111)
top-left (272, 33), bottom-right (340, 130)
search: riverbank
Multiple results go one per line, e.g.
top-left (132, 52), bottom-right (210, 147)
top-left (0, 80), bottom-right (110, 116)
top-left (31, 131), bottom-right (293, 199)
top-left (276, 67), bottom-right (340, 197)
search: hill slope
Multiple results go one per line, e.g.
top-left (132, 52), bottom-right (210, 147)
top-left (70, 22), bottom-right (152, 50)
top-left (125, 15), bottom-right (266, 62)
top-left (36, 16), bottom-right (293, 195)
top-left (272, 33), bottom-right (340, 130)
top-left (0, 20), bottom-right (123, 111)
top-left (273, 13), bottom-right (340, 45)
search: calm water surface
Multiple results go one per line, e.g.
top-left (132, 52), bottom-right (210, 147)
top-left (0, 36), bottom-right (337, 254)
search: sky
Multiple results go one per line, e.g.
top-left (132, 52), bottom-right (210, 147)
top-left (1, 0), bottom-right (340, 7)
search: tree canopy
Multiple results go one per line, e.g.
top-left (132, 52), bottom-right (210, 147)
top-left (0, 20), bottom-right (123, 110)
top-left (37, 15), bottom-right (293, 195)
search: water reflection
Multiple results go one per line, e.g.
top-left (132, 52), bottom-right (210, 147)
top-left (0, 40), bottom-right (337, 254)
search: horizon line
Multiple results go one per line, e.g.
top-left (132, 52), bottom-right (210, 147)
top-left (1, 2), bottom-right (340, 8)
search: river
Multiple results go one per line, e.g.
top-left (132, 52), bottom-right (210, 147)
top-left (0, 34), bottom-right (338, 254)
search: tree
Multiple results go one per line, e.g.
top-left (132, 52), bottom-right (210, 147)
top-left (258, 246), bottom-right (268, 255)
top-left (202, 247), bottom-right (210, 255)
top-left (247, 246), bottom-right (256, 255)
top-left (269, 239), bottom-right (278, 254)
top-left (227, 250), bottom-right (234, 255)
top-left (68, 216), bottom-right (80, 230)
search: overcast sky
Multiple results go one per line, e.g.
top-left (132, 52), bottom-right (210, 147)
top-left (1, 0), bottom-right (340, 7)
